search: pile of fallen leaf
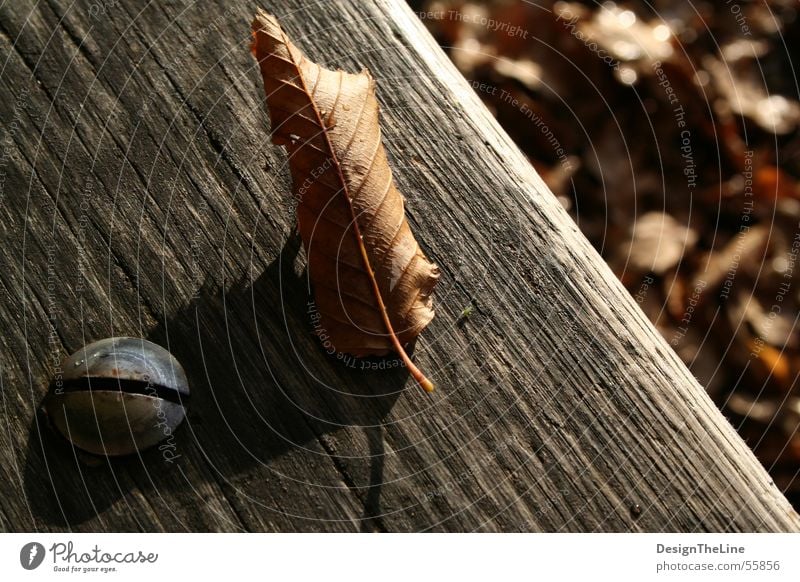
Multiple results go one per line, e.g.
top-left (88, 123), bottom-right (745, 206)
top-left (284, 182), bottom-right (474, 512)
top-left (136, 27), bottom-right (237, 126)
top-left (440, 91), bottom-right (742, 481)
top-left (413, 0), bottom-right (800, 507)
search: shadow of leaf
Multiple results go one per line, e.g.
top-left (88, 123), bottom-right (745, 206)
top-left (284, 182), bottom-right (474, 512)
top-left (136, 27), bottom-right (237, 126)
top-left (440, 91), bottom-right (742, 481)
top-left (23, 234), bottom-right (408, 530)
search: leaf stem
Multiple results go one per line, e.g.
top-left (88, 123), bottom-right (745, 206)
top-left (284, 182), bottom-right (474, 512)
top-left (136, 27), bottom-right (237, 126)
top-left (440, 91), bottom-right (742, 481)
top-left (253, 11), bottom-right (435, 394)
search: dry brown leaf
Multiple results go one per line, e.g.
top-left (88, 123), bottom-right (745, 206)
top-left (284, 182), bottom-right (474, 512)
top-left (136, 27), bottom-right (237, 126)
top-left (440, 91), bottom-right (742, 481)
top-left (576, 5), bottom-right (674, 67)
top-left (616, 212), bottom-right (697, 276)
top-left (251, 10), bottom-right (440, 392)
top-left (707, 52), bottom-right (800, 135)
top-left (693, 224), bottom-right (770, 294)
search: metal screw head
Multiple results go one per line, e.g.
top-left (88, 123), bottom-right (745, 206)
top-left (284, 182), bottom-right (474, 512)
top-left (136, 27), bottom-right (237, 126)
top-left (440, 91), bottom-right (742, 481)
top-left (43, 337), bottom-right (189, 456)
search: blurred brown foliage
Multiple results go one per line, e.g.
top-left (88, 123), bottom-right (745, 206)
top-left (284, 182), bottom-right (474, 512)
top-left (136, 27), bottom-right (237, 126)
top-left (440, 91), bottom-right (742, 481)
top-left (413, 0), bottom-right (800, 508)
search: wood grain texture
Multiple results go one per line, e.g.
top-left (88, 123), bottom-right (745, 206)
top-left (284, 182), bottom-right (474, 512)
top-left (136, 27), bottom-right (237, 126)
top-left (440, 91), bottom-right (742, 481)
top-left (0, 0), bottom-right (797, 532)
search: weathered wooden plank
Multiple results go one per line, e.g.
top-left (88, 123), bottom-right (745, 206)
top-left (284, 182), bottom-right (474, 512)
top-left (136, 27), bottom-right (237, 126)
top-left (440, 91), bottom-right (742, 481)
top-left (0, 0), bottom-right (798, 532)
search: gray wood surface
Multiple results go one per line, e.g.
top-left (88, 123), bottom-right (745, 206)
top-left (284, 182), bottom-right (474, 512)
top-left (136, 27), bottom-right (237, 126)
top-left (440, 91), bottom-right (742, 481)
top-left (1, 0), bottom-right (798, 532)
